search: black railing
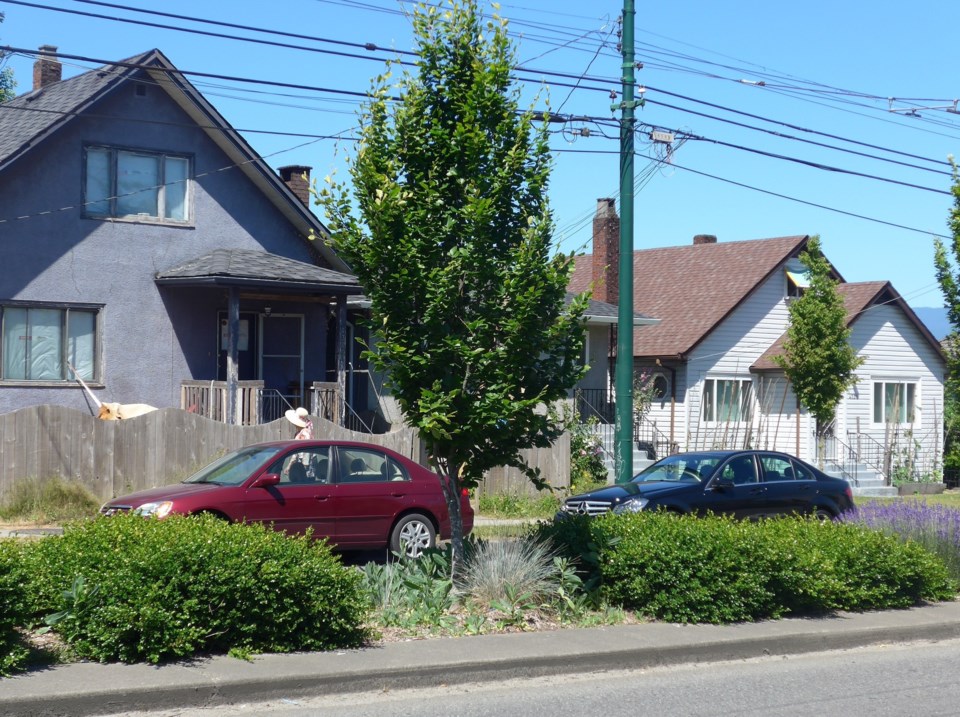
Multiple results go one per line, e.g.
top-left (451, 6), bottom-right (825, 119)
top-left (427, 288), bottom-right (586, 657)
top-left (633, 417), bottom-right (679, 461)
top-left (574, 388), bottom-right (615, 423)
top-left (259, 389), bottom-right (296, 424)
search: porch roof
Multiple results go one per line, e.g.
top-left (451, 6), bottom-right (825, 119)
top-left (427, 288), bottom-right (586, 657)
top-left (154, 249), bottom-right (363, 295)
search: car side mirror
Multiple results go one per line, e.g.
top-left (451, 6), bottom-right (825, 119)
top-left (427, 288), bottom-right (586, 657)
top-left (712, 477), bottom-right (734, 492)
top-left (252, 473), bottom-right (281, 488)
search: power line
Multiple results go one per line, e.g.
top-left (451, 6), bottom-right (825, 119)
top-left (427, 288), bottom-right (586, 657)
top-left (668, 160), bottom-right (950, 239)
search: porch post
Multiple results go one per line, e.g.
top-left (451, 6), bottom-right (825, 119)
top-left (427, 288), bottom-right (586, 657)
top-left (336, 299), bottom-right (347, 427)
top-left (226, 287), bottom-right (240, 425)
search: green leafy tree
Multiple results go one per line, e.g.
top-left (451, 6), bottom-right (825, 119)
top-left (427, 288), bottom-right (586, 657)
top-left (0, 13), bottom-right (16, 103)
top-left (316, 0), bottom-right (587, 562)
top-left (774, 236), bottom-right (862, 463)
top-left (933, 157), bottom-right (960, 471)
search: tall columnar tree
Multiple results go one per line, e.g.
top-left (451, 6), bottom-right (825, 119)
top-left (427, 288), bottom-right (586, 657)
top-left (774, 236), bottom-right (862, 463)
top-left (0, 13), bottom-right (16, 103)
top-left (316, 0), bottom-right (587, 562)
top-left (933, 157), bottom-right (960, 470)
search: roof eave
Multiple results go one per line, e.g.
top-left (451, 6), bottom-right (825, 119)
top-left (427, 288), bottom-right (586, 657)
top-left (154, 275), bottom-right (363, 294)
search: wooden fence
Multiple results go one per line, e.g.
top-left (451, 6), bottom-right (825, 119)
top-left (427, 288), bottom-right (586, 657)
top-left (0, 406), bottom-right (569, 502)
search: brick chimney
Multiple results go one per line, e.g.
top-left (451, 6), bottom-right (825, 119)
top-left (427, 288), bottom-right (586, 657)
top-left (693, 234), bottom-right (717, 245)
top-left (278, 165), bottom-right (312, 206)
top-left (592, 198), bottom-right (620, 305)
top-left (32, 45), bottom-right (62, 91)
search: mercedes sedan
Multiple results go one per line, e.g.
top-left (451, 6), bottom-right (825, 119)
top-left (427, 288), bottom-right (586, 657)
top-left (100, 440), bottom-right (473, 557)
top-left (560, 450), bottom-right (854, 520)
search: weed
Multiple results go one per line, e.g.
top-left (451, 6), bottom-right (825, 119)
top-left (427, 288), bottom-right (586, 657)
top-left (0, 477), bottom-right (99, 524)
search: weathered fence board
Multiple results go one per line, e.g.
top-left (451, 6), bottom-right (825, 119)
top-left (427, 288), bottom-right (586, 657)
top-left (0, 406), bottom-right (570, 502)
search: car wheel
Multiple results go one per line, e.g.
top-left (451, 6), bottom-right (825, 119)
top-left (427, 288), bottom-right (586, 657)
top-left (813, 507), bottom-right (835, 520)
top-left (390, 513), bottom-right (436, 558)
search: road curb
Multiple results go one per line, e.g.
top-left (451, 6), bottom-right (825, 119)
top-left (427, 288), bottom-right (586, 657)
top-left (4, 602), bottom-right (960, 717)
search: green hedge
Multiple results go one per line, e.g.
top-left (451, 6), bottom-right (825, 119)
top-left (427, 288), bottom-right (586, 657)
top-left (0, 540), bottom-right (30, 675)
top-left (539, 512), bottom-right (955, 623)
top-left (21, 514), bottom-right (369, 663)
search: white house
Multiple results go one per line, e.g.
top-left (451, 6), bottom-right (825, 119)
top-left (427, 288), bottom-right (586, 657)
top-left (569, 200), bottom-right (945, 485)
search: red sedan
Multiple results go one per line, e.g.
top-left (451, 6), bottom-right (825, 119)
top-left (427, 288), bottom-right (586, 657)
top-left (100, 440), bottom-right (473, 557)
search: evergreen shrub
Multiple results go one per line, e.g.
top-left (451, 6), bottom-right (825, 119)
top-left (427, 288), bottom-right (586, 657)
top-left (540, 512), bottom-right (955, 623)
top-left (21, 514), bottom-right (368, 663)
top-left (0, 540), bottom-right (30, 675)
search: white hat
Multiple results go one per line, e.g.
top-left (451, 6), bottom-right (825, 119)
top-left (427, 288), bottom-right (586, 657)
top-left (285, 407), bottom-right (309, 428)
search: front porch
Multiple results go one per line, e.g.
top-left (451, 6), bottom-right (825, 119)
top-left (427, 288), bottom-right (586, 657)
top-left (180, 379), bottom-right (381, 432)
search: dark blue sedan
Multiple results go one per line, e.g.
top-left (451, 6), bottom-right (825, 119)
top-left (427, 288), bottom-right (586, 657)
top-left (560, 450), bottom-right (854, 520)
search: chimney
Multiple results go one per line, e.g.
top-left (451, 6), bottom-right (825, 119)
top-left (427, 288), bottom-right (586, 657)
top-left (693, 234), bottom-right (717, 245)
top-left (32, 45), bottom-right (62, 91)
top-left (592, 198), bottom-right (620, 305)
top-left (278, 165), bottom-right (312, 206)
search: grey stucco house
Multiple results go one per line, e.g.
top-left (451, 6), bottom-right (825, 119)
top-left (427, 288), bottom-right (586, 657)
top-left (0, 46), bottom-right (365, 423)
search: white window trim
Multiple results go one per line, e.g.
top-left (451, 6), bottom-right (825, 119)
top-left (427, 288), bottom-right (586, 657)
top-left (871, 378), bottom-right (920, 426)
top-left (701, 376), bottom-right (754, 425)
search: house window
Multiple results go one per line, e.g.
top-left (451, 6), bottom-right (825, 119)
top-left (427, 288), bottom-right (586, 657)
top-left (1, 304), bottom-right (99, 383)
top-left (85, 146), bottom-right (190, 222)
top-left (873, 381), bottom-right (916, 424)
top-left (702, 378), bottom-right (753, 423)
top-left (785, 269), bottom-right (810, 299)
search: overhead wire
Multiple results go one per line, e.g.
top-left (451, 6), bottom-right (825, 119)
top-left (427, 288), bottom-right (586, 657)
top-left (3, 5), bottom-right (956, 267)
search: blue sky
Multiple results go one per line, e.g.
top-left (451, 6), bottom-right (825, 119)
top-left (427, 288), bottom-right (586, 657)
top-left (2, 0), bottom-right (959, 310)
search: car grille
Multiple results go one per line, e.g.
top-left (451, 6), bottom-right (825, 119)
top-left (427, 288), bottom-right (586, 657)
top-left (100, 505), bottom-right (133, 516)
top-left (562, 499), bottom-right (612, 517)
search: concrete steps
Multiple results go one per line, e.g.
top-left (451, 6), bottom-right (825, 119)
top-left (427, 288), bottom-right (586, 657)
top-left (595, 425), bottom-right (652, 483)
top-left (824, 463), bottom-right (898, 498)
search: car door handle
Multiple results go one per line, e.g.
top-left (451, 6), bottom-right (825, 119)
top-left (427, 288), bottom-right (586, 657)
top-left (315, 496), bottom-right (329, 501)
top-left (391, 492), bottom-right (406, 498)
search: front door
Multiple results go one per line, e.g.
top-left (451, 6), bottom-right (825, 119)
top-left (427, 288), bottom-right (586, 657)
top-left (260, 313), bottom-right (304, 413)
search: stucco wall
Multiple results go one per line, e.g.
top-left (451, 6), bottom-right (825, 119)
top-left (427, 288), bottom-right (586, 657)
top-left (0, 73), bottom-right (325, 414)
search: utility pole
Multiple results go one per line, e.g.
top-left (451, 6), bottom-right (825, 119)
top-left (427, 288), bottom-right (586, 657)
top-left (614, 0), bottom-right (640, 484)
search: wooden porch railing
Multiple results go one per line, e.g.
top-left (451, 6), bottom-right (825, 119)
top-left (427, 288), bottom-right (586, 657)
top-left (180, 380), bottom-right (263, 426)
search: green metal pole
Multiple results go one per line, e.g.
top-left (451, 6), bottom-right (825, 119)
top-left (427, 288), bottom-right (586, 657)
top-left (615, 0), bottom-right (636, 484)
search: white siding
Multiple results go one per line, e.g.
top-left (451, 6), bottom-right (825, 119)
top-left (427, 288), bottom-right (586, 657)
top-left (843, 303), bottom-right (944, 475)
top-left (683, 264), bottom-right (801, 453)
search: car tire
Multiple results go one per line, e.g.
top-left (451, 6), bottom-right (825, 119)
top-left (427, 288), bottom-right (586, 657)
top-left (390, 513), bottom-right (436, 558)
top-left (813, 507), bottom-right (835, 520)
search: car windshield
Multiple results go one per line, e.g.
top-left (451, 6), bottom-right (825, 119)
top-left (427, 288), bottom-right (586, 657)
top-left (183, 446), bottom-right (285, 486)
top-left (630, 453), bottom-right (723, 484)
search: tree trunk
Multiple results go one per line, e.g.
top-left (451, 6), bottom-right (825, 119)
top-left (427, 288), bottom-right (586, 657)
top-left (435, 458), bottom-right (465, 574)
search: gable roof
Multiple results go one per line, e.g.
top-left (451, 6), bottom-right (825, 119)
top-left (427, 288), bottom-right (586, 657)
top-left (155, 249), bottom-right (361, 294)
top-left (569, 235), bottom-right (813, 358)
top-left (0, 48), bottom-right (350, 273)
top-left (752, 281), bottom-right (946, 370)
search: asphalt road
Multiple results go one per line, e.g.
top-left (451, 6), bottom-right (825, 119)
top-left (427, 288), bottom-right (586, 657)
top-left (106, 638), bottom-right (960, 717)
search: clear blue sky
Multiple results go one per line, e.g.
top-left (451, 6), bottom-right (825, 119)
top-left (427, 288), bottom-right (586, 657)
top-left (2, 0), bottom-right (958, 309)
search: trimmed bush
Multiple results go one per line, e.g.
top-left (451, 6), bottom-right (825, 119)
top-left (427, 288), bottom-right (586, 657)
top-left (540, 512), bottom-right (955, 624)
top-left (21, 514), bottom-right (369, 663)
top-left (0, 540), bottom-right (30, 676)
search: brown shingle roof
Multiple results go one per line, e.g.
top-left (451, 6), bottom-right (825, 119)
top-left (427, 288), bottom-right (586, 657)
top-left (570, 235), bottom-right (810, 357)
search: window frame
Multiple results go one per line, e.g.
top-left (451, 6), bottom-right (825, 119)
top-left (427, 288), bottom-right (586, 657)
top-left (785, 269), bottom-right (810, 300)
top-left (0, 301), bottom-right (103, 386)
top-left (83, 145), bottom-right (193, 224)
top-left (701, 377), bottom-right (754, 424)
top-left (872, 380), bottom-right (918, 425)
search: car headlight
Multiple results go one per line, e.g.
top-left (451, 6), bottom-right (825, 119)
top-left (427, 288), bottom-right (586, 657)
top-left (612, 498), bottom-right (649, 514)
top-left (134, 501), bottom-right (175, 518)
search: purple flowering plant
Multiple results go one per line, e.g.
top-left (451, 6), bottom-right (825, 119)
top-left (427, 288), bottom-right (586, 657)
top-left (842, 499), bottom-right (960, 583)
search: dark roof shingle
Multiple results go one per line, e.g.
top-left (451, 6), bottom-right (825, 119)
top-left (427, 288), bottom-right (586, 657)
top-left (570, 236), bottom-right (810, 357)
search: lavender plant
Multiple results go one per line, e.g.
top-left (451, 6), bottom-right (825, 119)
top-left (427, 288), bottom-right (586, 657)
top-left (844, 500), bottom-right (960, 583)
